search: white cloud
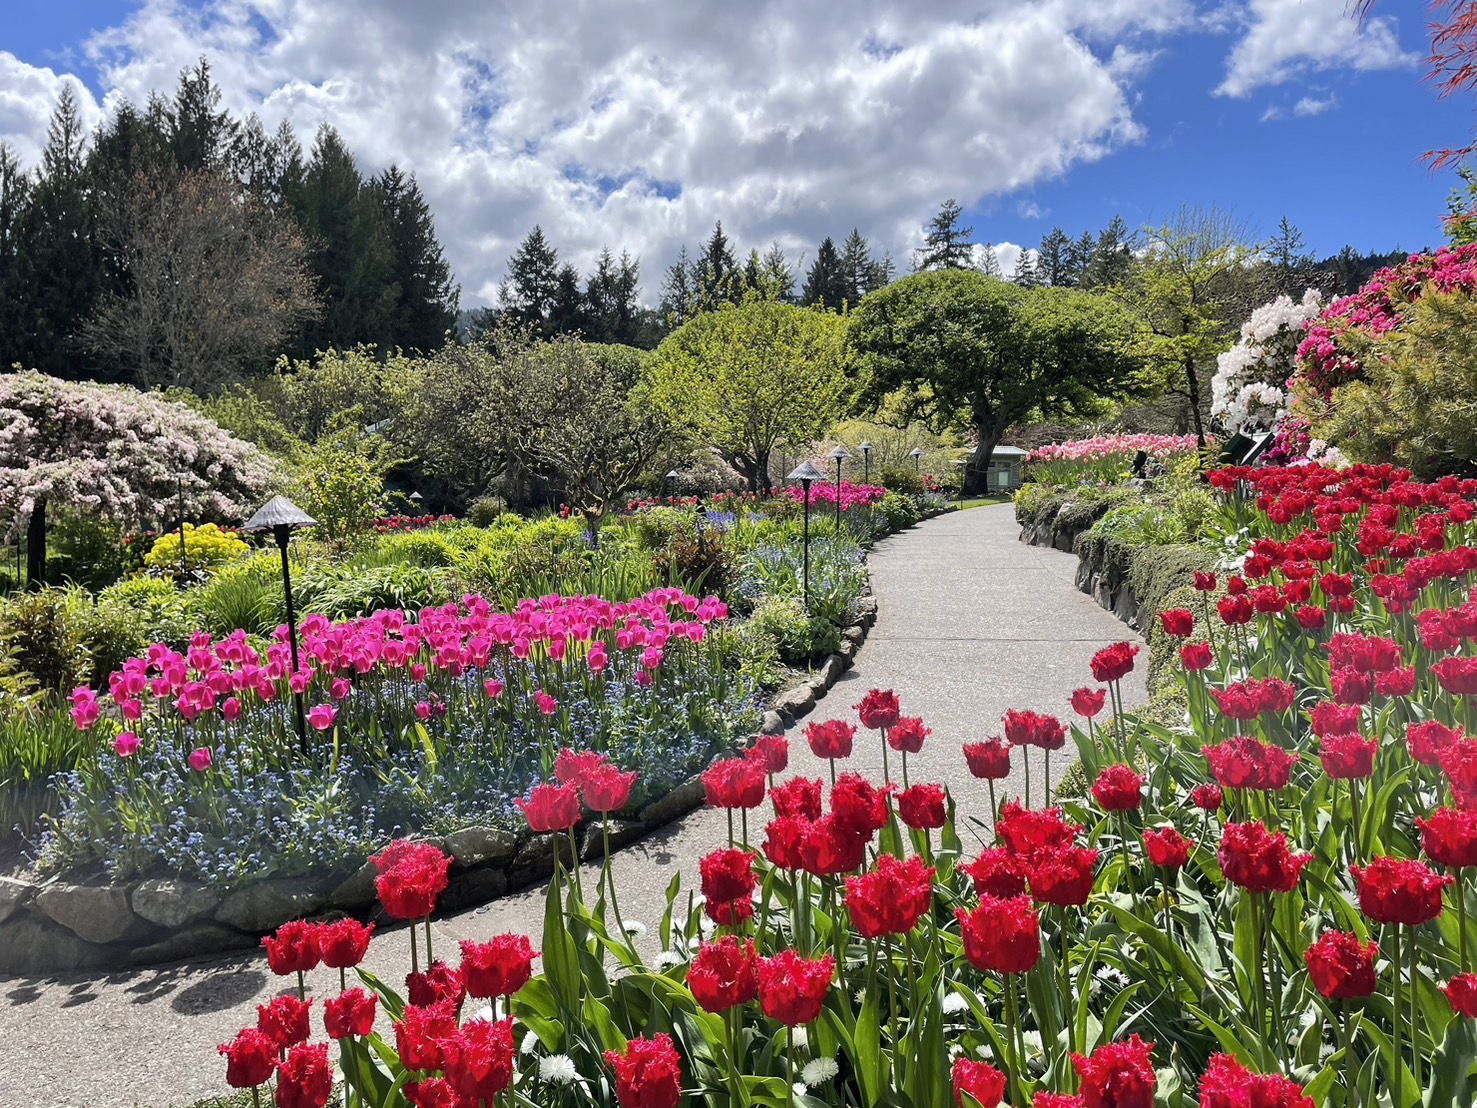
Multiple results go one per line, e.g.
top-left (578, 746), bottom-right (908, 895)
top-left (1217, 0), bottom-right (1416, 97)
top-left (0, 51), bottom-right (104, 167)
top-left (1293, 94), bottom-right (1338, 116)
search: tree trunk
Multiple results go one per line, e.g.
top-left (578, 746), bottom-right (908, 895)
top-left (25, 500), bottom-right (45, 590)
top-left (1184, 355), bottom-right (1207, 448)
top-left (756, 448), bottom-right (773, 496)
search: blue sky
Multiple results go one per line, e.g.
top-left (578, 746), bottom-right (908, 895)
top-left (1, 0), bottom-right (1471, 301)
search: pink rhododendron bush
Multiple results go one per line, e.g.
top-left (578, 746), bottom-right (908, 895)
top-left (202, 462), bottom-right (1477, 1106)
top-left (1025, 435), bottom-right (1200, 485)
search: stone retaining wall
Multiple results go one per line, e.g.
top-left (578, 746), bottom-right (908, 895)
top-left (0, 596), bottom-right (877, 975)
top-left (1018, 520), bottom-right (1147, 633)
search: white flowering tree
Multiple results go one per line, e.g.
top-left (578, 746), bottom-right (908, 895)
top-left (1210, 289), bottom-right (1324, 436)
top-left (0, 372), bottom-right (278, 586)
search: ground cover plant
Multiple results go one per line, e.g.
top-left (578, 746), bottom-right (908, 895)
top-left (203, 460), bottom-right (1477, 1107)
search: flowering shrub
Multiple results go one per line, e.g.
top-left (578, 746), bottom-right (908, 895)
top-left (364, 514), bottom-right (458, 534)
top-left (779, 481), bottom-right (888, 510)
top-left (1210, 289), bottom-right (1324, 436)
top-left (142, 523), bottom-right (251, 575)
top-left (50, 588), bottom-right (756, 885)
top-left (1025, 435), bottom-right (1200, 485)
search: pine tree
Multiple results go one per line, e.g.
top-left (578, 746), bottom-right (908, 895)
top-left (1037, 228), bottom-right (1072, 286)
top-left (914, 199), bottom-right (975, 271)
top-left (378, 165), bottom-right (458, 351)
top-left (549, 263), bottom-right (585, 336)
top-left (1064, 231), bottom-right (1096, 288)
top-left (977, 243), bottom-right (1001, 278)
top-left (693, 221), bottom-right (740, 309)
top-left (499, 225), bottom-right (561, 334)
top-left (1270, 217), bottom-right (1310, 292)
top-left (20, 85), bottom-right (103, 378)
top-left (801, 236), bottom-right (851, 308)
top-left (0, 143), bottom-right (32, 370)
top-left (659, 244), bottom-right (696, 326)
top-left (1013, 249), bottom-right (1041, 288)
top-left (761, 241), bottom-right (796, 302)
top-left (167, 58), bottom-right (240, 173)
top-left (287, 124), bottom-right (398, 353)
top-left (1080, 215), bottom-right (1132, 290)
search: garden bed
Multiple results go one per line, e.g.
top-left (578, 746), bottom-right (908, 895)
top-left (0, 596), bottom-right (878, 974)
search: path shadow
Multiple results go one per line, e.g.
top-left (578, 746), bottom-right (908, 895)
top-left (170, 968), bottom-right (267, 1016)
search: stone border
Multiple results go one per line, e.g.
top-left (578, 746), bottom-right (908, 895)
top-left (1019, 521), bottom-right (1146, 631)
top-left (0, 595), bottom-right (878, 976)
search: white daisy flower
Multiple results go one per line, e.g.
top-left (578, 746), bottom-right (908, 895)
top-left (539, 1054), bottom-right (580, 1085)
top-left (853, 987), bottom-right (867, 1005)
top-left (948, 1044), bottom-right (964, 1060)
top-left (942, 991), bottom-right (967, 1015)
top-left (653, 950), bottom-right (685, 970)
top-left (976, 1045), bottom-right (992, 1060)
top-left (623, 920), bottom-right (647, 937)
top-left (801, 1057), bottom-right (840, 1085)
top-left (791, 1027), bottom-right (809, 1050)
top-left (520, 1030), bottom-right (541, 1055)
top-left (792, 1083), bottom-right (808, 1098)
top-left (699, 917), bottom-right (717, 938)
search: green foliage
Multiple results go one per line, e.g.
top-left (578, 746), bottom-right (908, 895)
top-left (95, 575), bottom-right (195, 650)
top-left (849, 271), bottom-right (1146, 470)
top-left (650, 301), bottom-right (850, 492)
top-left (873, 491), bottom-right (921, 533)
top-left (143, 523), bottom-right (250, 575)
top-left (79, 593), bottom-right (154, 688)
top-left (293, 427), bottom-right (396, 549)
top-left (192, 554), bottom-right (284, 638)
top-left (878, 465), bottom-right (923, 494)
top-left (0, 693), bottom-right (103, 836)
top-left (294, 562), bottom-right (453, 620)
top-left (466, 496), bottom-right (509, 527)
top-left (45, 509), bottom-right (131, 590)
top-left (662, 530), bottom-right (735, 601)
top-left (371, 530), bottom-right (459, 569)
top-left (0, 588), bottom-right (89, 693)
top-left (746, 594), bottom-right (842, 665)
top-left (1312, 290), bottom-right (1477, 478)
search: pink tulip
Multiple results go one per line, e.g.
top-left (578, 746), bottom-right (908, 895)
top-left (114, 732), bottom-right (140, 757)
top-left (188, 748), bottom-right (213, 772)
top-left (307, 704), bottom-right (337, 732)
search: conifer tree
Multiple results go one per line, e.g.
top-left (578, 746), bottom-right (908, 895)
top-left (1037, 228), bottom-right (1072, 287)
top-left (378, 165), bottom-right (457, 351)
top-left (802, 236), bottom-right (851, 308)
top-left (499, 225), bottom-right (561, 334)
top-left (914, 199), bottom-right (975, 271)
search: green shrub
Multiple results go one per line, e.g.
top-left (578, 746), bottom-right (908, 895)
top-left (746, 594), bottom-right (841, 665)
top-left (0, 588), bottom-right (90, 693)
top-left (80, 597), bottom-right (154, 687)
top-left (466, 496), bottom-right (509, 527)
top-left (296, 562), bottom-right (453, 619)
top-left (47, 510), bottom-right (131, 590)
top-left (629, 507), bottom-right (694, 552)
top-left (0, 693), bottom-right (105, 836)
top-left (98, 575), bottom-right (197, 649)
top-left (878, 465), bottom-right (923, 495)
top-left (144, 523), bottom-right (251, 576)
top-left (873, 491), bottom-right (921, 534)
top-left (373, 530), bottom-right (459, 568)
top-left (191, 554), bottom-right (285, 637)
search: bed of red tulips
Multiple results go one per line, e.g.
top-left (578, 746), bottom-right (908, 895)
top-left (210, 462), bottom-right (1477, 1107)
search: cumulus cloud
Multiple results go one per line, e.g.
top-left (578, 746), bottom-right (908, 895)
top-left (0, 51), bottom-right (104, 167)
top-left (1293, 94), bottom-right (1338, 117)
top-left (1217, 0), bottom-right (1415, 98)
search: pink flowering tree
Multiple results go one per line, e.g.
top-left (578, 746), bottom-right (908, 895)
top-left (0, 372), bottom-right (278, 586)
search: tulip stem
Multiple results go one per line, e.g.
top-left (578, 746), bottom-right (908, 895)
top-left (1003, 973), bottom-right (1022, 1108)
top-left (885, 933), bottom-right (899, 1080)
top-left (881, 728), bottom-right (891, 786)
top-left (829, 757), bottom-right (837, 788)
top-left (339, 967), bottom-right (346, 993)
top-left (1391, 925), bottom-right (1403, 1092)
top-left (410, 919), bottom-right (419, 977)
top-left (1059, 907), bottom-right (1072, 1057)
top-left (1409, 924), bottom-right (1422, 1090)
top-left (1024, 755), bottom-right (1031, 812)
top-left (988, 779), bottom-right (999, 826)
top-left (296, 969), bottom-right (305, 1004)
top-left (1350, 779), bottom-right (1362, 863)
top-left (1249, 893), bottom-right (1265, 1039)
top-left (1460, 872), bottom-right (1470, 974)
top-left (787, 1029), bottom-right (797, 1106)
top-left (567, 828), bottom-right (584, 907)
top-left (727, 809), bottom-right (735, 848)
top-left (424, 916), bottom-right (434, 965)
top-left (1342, 998), bottom-right (1357, 1108)
top-left (252, 1087), bottom-right (261, 1108)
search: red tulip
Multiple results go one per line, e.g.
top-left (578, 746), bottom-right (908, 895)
top-left (700, 848), bottom-right (757, 926)
top-left (1189, 783), bottom-right (1223, 812)
top-left (318, 918), bottom-right (374, 969)
top-left (995, 801), bottom-right (1081, 866)
top-left (688, 935), bottom-right (758, 1013)
top-left (1192, 571), bottom-right (1217, 592)
top-left (405, 960), bottom-right (465, 1010)
top-left (1159, 609), bottom-right (1195, 637)
top-left (856, 688), bottom-right (902, 730)
top-left (1091, 764), bottom-right (1143, 811)
top-left (1303, 931), bottom-right (1377, 999)
top-left (888, 716), bottom-right (931, 753)
top-left (1309, 700), bottom-right (1361, 738)
top-left (1318, 733), bottom-right (1376, 780)
top-left (757, 950), bottom-right (834, 1025)
top-left (1198, 1054), bottom-right (1313, 1108)
top-left (1350, 856), bottom-right (1452, 925)
top-left (956, 894), bottom-right (1041, 974)
top-left (799, 813), bottom-right (868, 876)
top-left (323, 987), bottom-right (378, 1039)
top-left (749, 734), bottom-right (789, 775)
top-left (1409, 720), bottom-right (1463, 766)
top-left (1071, 687), bottom-right (1107, 718)
top-left (762, 815), bottom-right (810, 871)
top-left (1003, 709), bottom-right (1067, 750)
top-left (1443, 973), bottom-right (1477, 1017)
top-left (1143, 826), bottom-right (1193, 869)
top-left (276, 1042), bottom-right (334, 1108)
top-left (459, 934), bottom-right (538, 998)
top-left (394, 1000), bottom-right (459, 1072)
top-left (583, 763), bottom-right (637, 813)
top-left (1418, 807), bottom-right (1477, 868)
top-left (604, 1033), bottom-right (683, 1108)
top-left (804, 718), bottom-right (856, 759)
top-left (1028, 845), bottom-right (1099, 907)
top-left (441, 1016), bottom-right (515, 1103)
top-left (1179, 641), bottom-right (1214, 671)
top-left (256, 995), bottom-right (312, 1050)
top-left (844, 854), bottom-right (935, 938)
top-left (1201, 737), bottom-right (1298, 792)
top-left (1217, 821), bottom-right (1311, 894)
top-left (701, 756), bottom-right (766, 810)
top-left (830, 772), bottom-right (892, 838)
top-left (963, 739), bottom-right (1011, 779)
top-left (261, 919), bottom-right (321, 976)
top-left (372, 840), bottom-right (451, 920)
top-left (952, 1058), bottom-right (1007, 1108)
top-left (770, 776), bottom-right (823, 820)
top-left (897, 783), bottom-right (947, 829)
top-left (219, 1028), bottom-right (277, 1089)
top-left (1090, 642), bottom-right (1139, 683)
top-left (1070, 1034), bottom-right (1156, 1108)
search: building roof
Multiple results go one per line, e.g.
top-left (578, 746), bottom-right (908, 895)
top-left (973, 445), bottom-right (1030, 458)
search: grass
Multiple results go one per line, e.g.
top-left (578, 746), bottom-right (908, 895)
top-left (956, 495), bottom-right (1011, 510)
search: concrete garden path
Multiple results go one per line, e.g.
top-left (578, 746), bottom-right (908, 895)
top-left (0, 503), bottom-right (1146, 1108)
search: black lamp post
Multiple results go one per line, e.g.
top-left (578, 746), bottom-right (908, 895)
top-left (244, 496), bottom-right (318, 755)
top-left (177, 477), bottom-right (187, 579)
top-left (408, 491), bottom-right (423, 514)
top-left (665, 470), bottom-right (679, 502)
top-left (787, 461), bottom-right (826, 612)
top-left (955, 458), bottom-right (968, 509)
top-left (859, 441), bottom-right (873, 485)
top-left (828, 445), bottom-right (850, 528)
top-left (910, 447), bottom-right (923, 476)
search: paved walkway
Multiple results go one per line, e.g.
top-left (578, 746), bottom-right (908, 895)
top-left (0, 504), bottom-right (1145, 1108)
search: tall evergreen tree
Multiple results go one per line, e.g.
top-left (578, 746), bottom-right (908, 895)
top-left (378, 165), bottom-right (458, 351)
top-left (1064, 231), bottom-right (1096, 288)
top-left (977, 243), bottom-right (1002, 278)
top-left (0, 143), bottom-right (32, 368)
top-left (19, 85), bottom-right (102, 377)
top-left (693, 221), bottom-right (741, 309)
top-left (549, 262), bottom-right (585, 336)
top-left (1084, 215), bottom-right (1133, 289)
top-left (801, 236), bottom-right (850, 308)
top-left (1037, 228), bottom-right (1072, 287)
top-left (840, 228), bottom-right (890, 302)
top-left (659, 244), bottom-right (696, 325)
top-left (499, 225), bottom-right (561, 334)
top-left (1012, 249), bottom-right (1041, 288)
top-left (1270, 216), bottom-right (1311, 292)
top-left (167, 58), bottom-right (239, 173)
top-left (914, 199), bottom-right (975, 271)
top-left (760, 241), bottom-right (796, 302)
top-left (287, 125), bottom-right (398, 353)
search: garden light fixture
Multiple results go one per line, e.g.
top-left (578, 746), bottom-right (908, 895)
top-left (859, 441), bottom-right (873, 484)
top-left (244, 496), bottom-right (319, 754)
top-left (788, 460), bottom-right (827, 611)
top-left (910, 446), bottom-right (923, 475)
top-left (955, 458), bottom-right (968, 508)
top-left (828, 445), bottom-right (851, 528)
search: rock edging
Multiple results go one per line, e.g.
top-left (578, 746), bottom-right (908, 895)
top-left (1019, 520), bottom-right (1147, 632)
top-left (0, 594), bottom-right (878, 976)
